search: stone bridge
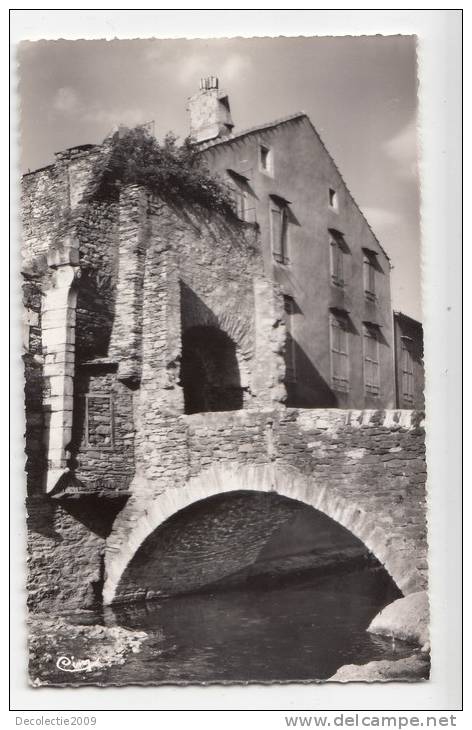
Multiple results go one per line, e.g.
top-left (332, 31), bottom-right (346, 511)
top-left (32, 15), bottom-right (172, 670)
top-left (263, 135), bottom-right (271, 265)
top-left (22, 182), bottom-right (427, 615)
top-left (103, 407), bottom-right (427, 606)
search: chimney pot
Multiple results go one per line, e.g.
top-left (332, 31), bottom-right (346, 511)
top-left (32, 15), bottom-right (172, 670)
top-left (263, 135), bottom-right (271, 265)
top-left (188, 77), bottom-right (233, 143)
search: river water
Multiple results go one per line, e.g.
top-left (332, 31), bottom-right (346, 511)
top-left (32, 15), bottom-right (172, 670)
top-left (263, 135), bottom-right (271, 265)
top-left (63, 565), bottom-right (412, 685)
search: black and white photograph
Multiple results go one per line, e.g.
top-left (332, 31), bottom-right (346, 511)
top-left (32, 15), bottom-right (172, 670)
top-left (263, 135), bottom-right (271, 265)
top-left (18, 29), bottom-right (433, 688)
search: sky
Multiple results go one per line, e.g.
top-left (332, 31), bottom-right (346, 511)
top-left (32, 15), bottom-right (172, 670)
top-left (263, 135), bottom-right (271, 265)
top-left (18, 35), bottom-right (422, 319)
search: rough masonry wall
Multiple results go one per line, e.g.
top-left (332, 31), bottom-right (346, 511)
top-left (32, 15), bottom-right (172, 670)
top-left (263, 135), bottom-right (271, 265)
top-left (23, 167), bottom-right (283, 611)
top-left (116, 492), bottom-right (309, 601)
top-left (69, 368), bottom-right (135, 493)
top-left (106, 408), bottom-right (427, 605)
top-left (26, 493), bottom-right (128, 610)
top-left (21, 147), bottom-right (104, 270)
top-left (74, 198), bottom-right (120, 362)
top-left (23, 279), bottom-right (45, 497)
top-left (113, 490), bottom-right (373, 603)
top-left (128, 194), bottom-right (283, 498)
top-left (22, 149), bottom-right (426, 616)
top-left (147, 195), bottom-right (277, 406)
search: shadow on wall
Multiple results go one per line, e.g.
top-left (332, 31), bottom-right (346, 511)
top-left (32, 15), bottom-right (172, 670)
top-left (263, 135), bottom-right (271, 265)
top-left (179, 281), bottom-right (246, 414)
top-left (56, 494), bottom-right (130, 539)
top-left (286, 338), bottom-right (337, 408)
top-left (113, 490), bottom-right (401, 602)
top-left (181, 325), bottom-right (243, 414)
top-left (75, 268), bottom-right (116, 360)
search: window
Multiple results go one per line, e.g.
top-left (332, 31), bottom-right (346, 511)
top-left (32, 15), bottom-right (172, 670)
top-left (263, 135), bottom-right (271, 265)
top-left (259, 144), bottom-right (273, 175)
top-left (233, 188), bottom-right (256, 222)
top-left (363, 252), bottom-right (376, 300)
top-left (227, 169), bottom-right (256, 223)
top-left (329, 188), bottom-right (338, 209)
top-left (270, 200), bottom-right (289, 263)
top-left (401, 339), bottom-right (415, 404)
top-left (284, 296), bottom-right (297, 382)
top-left (330, 233), bottom-right (344, 287)
top-left (363, 325), bottom-right (380, 396)
top-left (233, 188), bottom-right (247, 220)
top-left (330, 313), bottom-right (350, 392)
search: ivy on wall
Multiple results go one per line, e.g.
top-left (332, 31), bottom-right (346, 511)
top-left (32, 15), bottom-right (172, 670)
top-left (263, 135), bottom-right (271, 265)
top-left (88, 127), bottom-right (234, 215)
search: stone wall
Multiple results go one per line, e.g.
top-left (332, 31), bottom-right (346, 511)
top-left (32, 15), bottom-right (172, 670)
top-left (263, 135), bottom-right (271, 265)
top-left (115, 492), bottom-right (308, 601)
top-left (22, 145), bottom-right (427, 618)
top-left (25, 404), bottom-right (426, 612)
top-left (21, 146), bottom-right (104, 270)
top-left (105, 408), bottom-right (427, 605)
top-left (26, 494), bottom-right (127, 610)
top-left (69, 367), bottom-right (135, 493)
top-left (111, 490), bottom-right (375, 603)
top-left (23, 278), bottom-right (45, 497)
top-left (22, 155), bottom-right (288, 610)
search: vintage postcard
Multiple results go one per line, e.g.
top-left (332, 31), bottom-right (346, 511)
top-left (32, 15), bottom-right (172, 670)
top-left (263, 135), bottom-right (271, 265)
top-left (19, 32), bottom-right (430, 687)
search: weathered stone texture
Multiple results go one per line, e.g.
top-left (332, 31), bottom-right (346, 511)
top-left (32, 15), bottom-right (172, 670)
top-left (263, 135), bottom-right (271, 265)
top-left (70, 368), bottom-right (135, 493)
top-left (21, 146), bottom-right (104, 270)
top-left (21, 146), bottom-right (427, 617)
top-left (23, 280), bottom-right (45, 496)
top-left (103, 408), bottom-right (427, 605)
top-left (115, 492), bottom-right (309, 602)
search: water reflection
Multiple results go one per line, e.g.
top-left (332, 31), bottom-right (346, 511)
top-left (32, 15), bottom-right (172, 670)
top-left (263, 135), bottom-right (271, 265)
top-left (93, 565), bottom-right (410, 684)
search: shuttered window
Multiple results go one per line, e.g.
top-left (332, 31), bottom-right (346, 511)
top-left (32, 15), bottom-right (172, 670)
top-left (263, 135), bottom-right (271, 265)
top-left (270, 202), bottom-right (289, 263)
top-left (330, 236), bottom-right (344, 286)
top-left (363, 325), bottom-right (380, 396)
top-left (401, 340), bottom-right (415, 403)
top-left (363, 254), bottom-right (376, 299)
top-left (330, 314), bottom-right (349, 391)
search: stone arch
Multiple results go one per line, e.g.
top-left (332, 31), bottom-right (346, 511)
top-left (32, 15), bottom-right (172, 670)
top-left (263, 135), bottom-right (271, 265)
top-left (103, 462), bottom-right (424, 605)
top-left (179, 280), bottom-right (254, 364)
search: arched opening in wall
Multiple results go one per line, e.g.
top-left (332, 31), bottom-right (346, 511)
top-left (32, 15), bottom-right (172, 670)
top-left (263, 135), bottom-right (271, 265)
top-left (111, 491), bottom-right (408, 682)
top-left (180, 326), bottom-right (243, 414)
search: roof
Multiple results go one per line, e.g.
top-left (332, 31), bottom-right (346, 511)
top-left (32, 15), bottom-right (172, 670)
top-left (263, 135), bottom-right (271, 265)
top-left (196, 112), bottom-right (307, 152)
top-left (196, 111), bottom-right (391, 262)
top-left (393, 311), bottom-right (423, 329)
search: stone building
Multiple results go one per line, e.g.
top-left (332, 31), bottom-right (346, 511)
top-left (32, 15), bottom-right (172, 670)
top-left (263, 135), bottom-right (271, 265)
top-left (191, 77), bottom-right (396, 409)
top-left (393, 311), bottom-right (425, 410)
top-left (21, 78), bottom-right (427, 613)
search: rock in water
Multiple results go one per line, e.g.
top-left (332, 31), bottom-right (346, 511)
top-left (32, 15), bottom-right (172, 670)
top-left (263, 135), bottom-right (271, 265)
top-left (328, 654), bottom-right (430, 682)
top-left (367, 591), bottom-right (429, 649)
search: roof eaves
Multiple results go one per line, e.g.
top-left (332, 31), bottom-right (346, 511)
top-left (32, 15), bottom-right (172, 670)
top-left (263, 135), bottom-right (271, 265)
top-left (393, 311), bottom-right (423, 328)
top-left (197, 111), bottom-right (391, 263)
top-left (196, 112), bottom-right (307, 153)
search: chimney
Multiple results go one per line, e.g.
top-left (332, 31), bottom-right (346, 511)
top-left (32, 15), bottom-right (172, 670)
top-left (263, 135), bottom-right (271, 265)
top-left (187, 77), bottom-right (234, 144)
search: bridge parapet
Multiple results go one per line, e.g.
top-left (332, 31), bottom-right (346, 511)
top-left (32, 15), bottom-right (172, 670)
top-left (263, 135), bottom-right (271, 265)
top-left (104, 407), bottom-right (427, 605)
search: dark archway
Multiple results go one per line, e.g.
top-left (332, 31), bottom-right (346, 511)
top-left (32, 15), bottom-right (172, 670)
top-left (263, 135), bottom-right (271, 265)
top-left (108, 491), bottom-right (411, 683)
top-left (181, 326), bottom-right (243, 414)
top-left (114, 490), bottom-right (401, 604)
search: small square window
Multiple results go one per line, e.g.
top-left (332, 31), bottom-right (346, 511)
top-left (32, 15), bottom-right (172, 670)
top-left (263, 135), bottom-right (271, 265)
top-left (329, 188), bottom-right (338, 209)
